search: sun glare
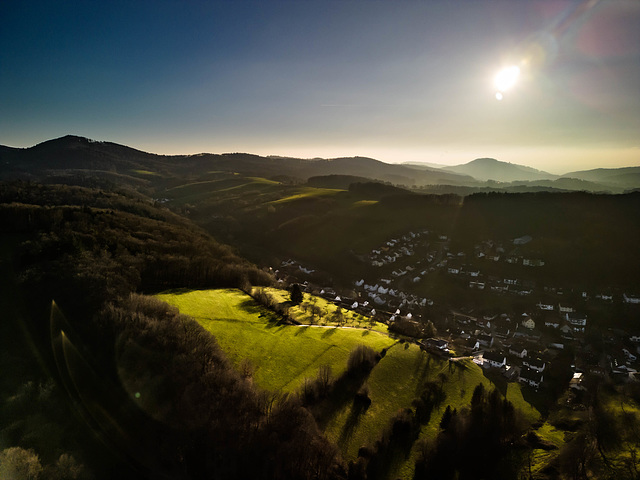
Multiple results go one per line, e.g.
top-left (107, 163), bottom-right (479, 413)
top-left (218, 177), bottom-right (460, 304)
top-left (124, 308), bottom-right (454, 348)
top-left (494, 65), bottom-right (520, 92)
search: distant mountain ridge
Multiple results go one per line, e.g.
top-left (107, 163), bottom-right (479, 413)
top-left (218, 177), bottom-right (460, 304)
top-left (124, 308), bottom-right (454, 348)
top-left (1, 135), bottom-right (639, 192)
top-left (0, 135), bottom-right (474, 187)
top-left (561, 167), bottom-right (640, 190)
top-left (441, 157), bottom-right (558, 182)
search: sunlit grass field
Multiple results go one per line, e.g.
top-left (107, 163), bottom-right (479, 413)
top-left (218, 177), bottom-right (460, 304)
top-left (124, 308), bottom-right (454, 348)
top-left (156, 288), bottom-right (554, 479)
top-left (269, 187), bottom-right (346, 204)
top-left (261, 287), bottom-right (389, 334)
top-left (155, 289), bottom-right (395, 392)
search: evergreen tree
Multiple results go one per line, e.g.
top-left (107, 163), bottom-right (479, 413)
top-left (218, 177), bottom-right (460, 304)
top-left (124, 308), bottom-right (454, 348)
top-left (290, 283), bottom-right (303, 305)
top-left (439, 405), bottom-right (453, 431)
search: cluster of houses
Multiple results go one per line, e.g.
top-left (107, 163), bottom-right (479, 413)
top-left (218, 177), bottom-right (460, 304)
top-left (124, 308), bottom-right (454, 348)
top-left (354, 278), bottom-right (432, 310)
top-left (272, 227), bottom-right (640, 393)
top-left (367, 229), bottom-right (432, 268)
top-left (446, 302), bottom-right (640, 389)
top-left (445, 311), bottom-right (552, 389)
top-left (366, 230), bottom-right (549, 297)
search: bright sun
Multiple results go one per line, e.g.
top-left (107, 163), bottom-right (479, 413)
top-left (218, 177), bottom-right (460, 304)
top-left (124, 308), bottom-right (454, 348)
top-left (494, 65), bottom-right (520, 100)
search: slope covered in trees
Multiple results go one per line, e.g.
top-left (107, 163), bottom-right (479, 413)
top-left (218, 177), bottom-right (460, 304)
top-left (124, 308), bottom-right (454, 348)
top-left (0, 181), bottom-right (347, 480)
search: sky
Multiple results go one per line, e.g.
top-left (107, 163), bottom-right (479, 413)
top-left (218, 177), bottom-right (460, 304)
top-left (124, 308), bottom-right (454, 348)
top-left (1, 0), bottom-right (639, 174)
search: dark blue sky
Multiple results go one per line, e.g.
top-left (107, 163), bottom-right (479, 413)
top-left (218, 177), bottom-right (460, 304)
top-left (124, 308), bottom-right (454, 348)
top-left (2, 0), bottom-right (639, 172)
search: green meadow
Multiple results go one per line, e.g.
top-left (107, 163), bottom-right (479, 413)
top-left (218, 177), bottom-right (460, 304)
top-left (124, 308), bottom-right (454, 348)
top-left (155, 289), bottom-right (395, 392)
top-left (156, 288), bottom-right (554, 479)
top-left (269, 186), bottom-right (346, 204)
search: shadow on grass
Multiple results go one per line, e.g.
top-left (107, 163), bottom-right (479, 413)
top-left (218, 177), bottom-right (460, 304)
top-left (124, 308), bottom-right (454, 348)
top-left (337, 399), bottom-right (370, 449)
top-left (368, 440), bottom-right (418, 480)
top-left (521, 385), bottom-right (552, 418)
top-left (155, 287), bottom-right (194, 295)
top-left (294, 326), bottom-right (309, 336)
top-left (412, 352), bottom-right (433, 396)
top-left (312, 370), bottom-right (371, 431)
top-left (263, 322), bottom-right (287, 333)
top-left (237, 298), bottom-right (272, 317)
top-left (482, 368), bottom-right (508, 397)
top-left (366, 405), bottom-right (435, 480)
top-left (321, 327), bottom-right (338, 339)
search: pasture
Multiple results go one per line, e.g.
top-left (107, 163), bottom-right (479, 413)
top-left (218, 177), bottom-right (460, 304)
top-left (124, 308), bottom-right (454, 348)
top-left (155, 289), bottom-right (395, 392)
top-left (156, 288), bottom-right (550, 479)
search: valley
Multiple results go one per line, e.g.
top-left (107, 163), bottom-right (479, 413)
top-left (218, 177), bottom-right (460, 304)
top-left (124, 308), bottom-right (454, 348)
top-left (1, 136), bottom-right (640, 480)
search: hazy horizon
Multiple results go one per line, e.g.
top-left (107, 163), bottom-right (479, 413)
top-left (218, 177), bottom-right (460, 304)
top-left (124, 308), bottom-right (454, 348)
top-left (2, 0), bottom-right (639, 174)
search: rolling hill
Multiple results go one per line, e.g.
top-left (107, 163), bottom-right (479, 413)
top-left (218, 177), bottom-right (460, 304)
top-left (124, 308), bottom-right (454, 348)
top-left (441, 157), bottom-right (558, 182)
top-left (0, 135), bottom-right (474, 187)
top-left (562, 166), bottom-right (640, 191)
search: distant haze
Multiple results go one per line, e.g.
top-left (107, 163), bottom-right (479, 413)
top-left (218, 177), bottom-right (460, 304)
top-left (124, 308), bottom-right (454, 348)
top-left (1, 1), bottom-right (639, 173)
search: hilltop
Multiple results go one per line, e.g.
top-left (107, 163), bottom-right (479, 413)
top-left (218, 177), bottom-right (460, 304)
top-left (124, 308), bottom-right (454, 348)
top-left (441, 157), bottom-right (558, 182)
top-left (0, 135), bottom-right (474, 187)
top-left (3, 136), bottom-right (640, 193)
top-left (562, 166), bottom-right (640, 191)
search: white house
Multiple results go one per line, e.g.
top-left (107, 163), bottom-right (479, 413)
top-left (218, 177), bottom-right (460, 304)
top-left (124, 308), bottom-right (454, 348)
top-left (519, 366), bottom-right (544, 388)
top-left (624, 294), bottom-right (640, 304)
top-left (570, 372), bottom-right (586, 390)
top-left (544, 319), bottom-right (561, 329)
top-left (483, 351), bottom-right (507, 369)
top-left (522, 357), bottom-right (546, 373)
top-left (513, 235), bottom-right (532, 245)
top-left (424, 338), bottom-right (449, 351)
top-left (508, 345), bottom-right (528, 358)
top-left (566, 312), bottom-right (587, 333)
top-left (521, 315), bottom-right (536, 330)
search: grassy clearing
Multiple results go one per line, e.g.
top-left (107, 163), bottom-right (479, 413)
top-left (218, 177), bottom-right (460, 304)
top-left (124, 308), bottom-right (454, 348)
top-left (165, 176), bottom-right (284, 206)
top-left (269, 187), bottom-right (345, 204)
top-left (527, 422), bottom-right (566, 478)
top-left (506, 382), bottom-right (542, 424)
top-left (352, 200), bottom-right (379, 208)
top-left (156, 288), bottom-right (545, 480)
top-left (155, 289), bottom-right (395, 392)
top-left (166, 178), bottom-right (245, 193)
top-left (131, 169), bottom-right (162, 176)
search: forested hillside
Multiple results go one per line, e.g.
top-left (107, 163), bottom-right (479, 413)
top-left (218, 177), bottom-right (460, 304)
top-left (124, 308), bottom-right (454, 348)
top-left (0, 182), bottom-right (346, 480)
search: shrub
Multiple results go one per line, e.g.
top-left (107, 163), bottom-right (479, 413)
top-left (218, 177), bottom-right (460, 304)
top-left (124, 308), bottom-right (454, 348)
top-left (0, 447), bottom-right (43, 480)
top-left (355, 383), bottom-right (371, 407)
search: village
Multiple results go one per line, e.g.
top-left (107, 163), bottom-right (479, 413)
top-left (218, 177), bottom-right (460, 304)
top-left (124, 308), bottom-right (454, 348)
top-left (274, 227), bottom-right (640, 395)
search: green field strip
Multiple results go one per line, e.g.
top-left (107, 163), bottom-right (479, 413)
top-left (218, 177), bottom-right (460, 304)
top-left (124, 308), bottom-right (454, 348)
top-left (269, 187), bottom-right (345, 204)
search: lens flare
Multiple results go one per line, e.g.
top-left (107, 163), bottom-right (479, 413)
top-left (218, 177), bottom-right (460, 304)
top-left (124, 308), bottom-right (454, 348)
top-left (494, 66), bottom-right (521, 92)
